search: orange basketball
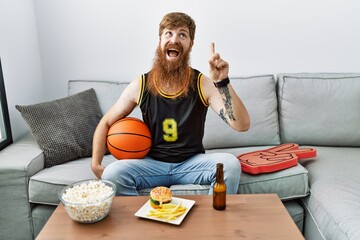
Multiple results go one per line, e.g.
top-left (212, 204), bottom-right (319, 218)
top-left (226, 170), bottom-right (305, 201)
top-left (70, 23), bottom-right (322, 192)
top-left (107, 117), bottom-right (152, 160)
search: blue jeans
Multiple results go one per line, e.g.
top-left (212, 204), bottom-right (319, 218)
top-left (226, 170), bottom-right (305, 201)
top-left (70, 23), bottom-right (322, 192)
top-left (102, 152), bottom-right (241, 196)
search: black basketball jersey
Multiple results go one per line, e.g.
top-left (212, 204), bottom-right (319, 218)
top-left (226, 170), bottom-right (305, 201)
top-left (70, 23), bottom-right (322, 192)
top-left (138, 68), bottom-right (209, 163)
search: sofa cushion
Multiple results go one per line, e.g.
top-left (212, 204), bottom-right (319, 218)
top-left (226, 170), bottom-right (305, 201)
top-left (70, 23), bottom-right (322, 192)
top-left (204, 75), bottom-right (280, 149)
top-left (68, 80), bottom-right (143, 119)
top-left (28, 155), bottom-right (116, 205)
top-left (29, 146), bottom-right (309, 205)
top-left (68, 77), bottom-right (280, 149)
top-left (239, 165), bottom-right (309, 200)
top-left (301, 146), bottom-right (360, 240)
top-left (16, 88), bottom-right (102, 168)
top-left (283, 200), bottom-right (304, 232)
top-left (277, 73), bottom-right (360, 146)
top-left (207, 146), bottom-right (310, 200)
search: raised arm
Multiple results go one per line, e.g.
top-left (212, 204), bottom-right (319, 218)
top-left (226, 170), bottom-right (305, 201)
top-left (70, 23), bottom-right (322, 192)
top-left (91, 78), bottom-right (140, 178)
top-left (204, 42), bottom-right (250, 131)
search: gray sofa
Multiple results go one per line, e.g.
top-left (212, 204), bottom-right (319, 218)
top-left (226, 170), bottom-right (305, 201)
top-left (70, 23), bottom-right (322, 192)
top-left (1, 73), bottom-right (359, 240)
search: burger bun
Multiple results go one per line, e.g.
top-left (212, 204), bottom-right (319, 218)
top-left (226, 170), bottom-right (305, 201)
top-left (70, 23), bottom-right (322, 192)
top-left (150, 186), bottom-right (172, 209)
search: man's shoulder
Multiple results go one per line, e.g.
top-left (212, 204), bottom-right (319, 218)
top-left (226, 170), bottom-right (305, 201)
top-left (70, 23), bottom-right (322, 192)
top-left (192, 68), bottom-right (202, 75)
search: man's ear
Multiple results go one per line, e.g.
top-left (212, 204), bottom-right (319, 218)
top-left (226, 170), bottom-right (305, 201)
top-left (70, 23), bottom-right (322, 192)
top-left (190, 40), bottom-right (194, 49)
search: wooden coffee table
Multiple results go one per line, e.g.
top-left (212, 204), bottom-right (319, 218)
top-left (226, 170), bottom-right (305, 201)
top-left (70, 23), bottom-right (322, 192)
top-left (36, 194), bottom-right (304, 239)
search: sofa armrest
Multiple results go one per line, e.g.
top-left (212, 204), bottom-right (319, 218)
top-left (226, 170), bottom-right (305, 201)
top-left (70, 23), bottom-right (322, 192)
top-left (0, 133), bottom-right (45, 174)
top-left (0, 133), bottom-right (45, 240)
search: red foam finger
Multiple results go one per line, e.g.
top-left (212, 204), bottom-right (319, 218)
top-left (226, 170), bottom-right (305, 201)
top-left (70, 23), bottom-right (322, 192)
top-left (237, 143), bottom-right (317, 174)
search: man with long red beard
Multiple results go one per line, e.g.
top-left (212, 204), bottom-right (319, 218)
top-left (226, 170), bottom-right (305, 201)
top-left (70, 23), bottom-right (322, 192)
top-left (91, 12), bottom-right (250, 196)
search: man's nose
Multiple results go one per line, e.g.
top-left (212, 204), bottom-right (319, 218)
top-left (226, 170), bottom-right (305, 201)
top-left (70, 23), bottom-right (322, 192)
top-left (170, 34), bottom-right (180, 43)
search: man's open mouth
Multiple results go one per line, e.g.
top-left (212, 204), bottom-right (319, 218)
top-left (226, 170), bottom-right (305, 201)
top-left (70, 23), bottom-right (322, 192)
top-left (167, 48), bottom-right (180, 58)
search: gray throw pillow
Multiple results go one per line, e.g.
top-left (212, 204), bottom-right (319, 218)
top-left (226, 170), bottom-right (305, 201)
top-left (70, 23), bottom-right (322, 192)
top-left (16, 88), bottom-right (102, 168)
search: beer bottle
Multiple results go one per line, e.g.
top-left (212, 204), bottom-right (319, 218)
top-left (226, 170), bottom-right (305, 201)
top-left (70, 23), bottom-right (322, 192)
top-left (213, 163), bottom-right (226, 210)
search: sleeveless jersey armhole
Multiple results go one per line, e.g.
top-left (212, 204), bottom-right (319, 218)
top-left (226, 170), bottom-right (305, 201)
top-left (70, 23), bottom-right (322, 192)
top-left (197, 73), bottom-right (209, 107)
top-left (137, 74), bottom-right (146, 105)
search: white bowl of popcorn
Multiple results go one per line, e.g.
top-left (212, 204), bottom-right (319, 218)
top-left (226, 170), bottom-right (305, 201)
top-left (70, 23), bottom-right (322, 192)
top-left (58, 179), bottom-right (116, 223)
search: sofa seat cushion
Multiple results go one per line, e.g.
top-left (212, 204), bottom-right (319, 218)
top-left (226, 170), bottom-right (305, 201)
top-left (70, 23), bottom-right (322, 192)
top-left (283, 200), bottom-right (304, 232)
top-left (30, 146), bottom-right (309, 205)
top-left (239, 165), bottom-right (308, 200)
top-left (207, 146), bottom-right (309, 200)
top-left (29, 155), bottom-right (117, 205)
top-left (29, 155), bottom-right (212, 205)
top-left (138, 184), bottom-right (210, 196)
top-left (301, 146), bottom-right (360, 240)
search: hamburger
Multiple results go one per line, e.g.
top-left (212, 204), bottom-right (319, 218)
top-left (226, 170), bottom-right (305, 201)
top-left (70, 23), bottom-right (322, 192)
top-left (150, 186), bottom-right (172, 209)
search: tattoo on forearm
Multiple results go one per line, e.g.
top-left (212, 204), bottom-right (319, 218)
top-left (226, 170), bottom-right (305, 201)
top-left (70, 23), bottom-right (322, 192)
top-left (218, 86), bottom-right (236, 122)
top-left (219, 109), bottom-right (228, 124)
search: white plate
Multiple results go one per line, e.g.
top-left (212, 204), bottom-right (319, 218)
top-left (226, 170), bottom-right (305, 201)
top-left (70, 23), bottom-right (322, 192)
top-left (134, 197), bottom-right (195, 225)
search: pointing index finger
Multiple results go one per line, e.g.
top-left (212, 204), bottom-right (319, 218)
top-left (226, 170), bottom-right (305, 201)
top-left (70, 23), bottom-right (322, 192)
top-left (210, 42), bottom-right (215, 56)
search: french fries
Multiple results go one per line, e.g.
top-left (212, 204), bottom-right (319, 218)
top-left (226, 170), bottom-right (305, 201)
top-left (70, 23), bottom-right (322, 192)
top-left (147, 202), bottom-right (187, 222)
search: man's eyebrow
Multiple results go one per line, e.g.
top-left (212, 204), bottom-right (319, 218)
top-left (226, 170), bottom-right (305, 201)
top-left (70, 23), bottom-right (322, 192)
top-left (178, 27), bottom-right (190, 33)
top-left (163, 27), bottom-right (189, 35)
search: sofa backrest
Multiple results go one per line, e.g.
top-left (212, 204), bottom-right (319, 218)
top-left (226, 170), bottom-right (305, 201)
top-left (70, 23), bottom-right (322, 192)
top-left (277, 73), bottom-right (360, 146)
top-left (68, 75), bottom-right (281, 150)
top-left (203, 75), bottom-right (280, 149)
top-left (68, 80), bottom-right (143, 119)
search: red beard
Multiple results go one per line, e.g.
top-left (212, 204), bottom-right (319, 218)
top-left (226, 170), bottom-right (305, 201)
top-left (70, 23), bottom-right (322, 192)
top-left (147, 43), bottom-right (194, 97)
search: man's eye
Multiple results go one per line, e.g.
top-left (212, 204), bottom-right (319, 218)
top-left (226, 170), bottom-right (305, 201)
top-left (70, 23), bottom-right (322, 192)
top-left (180, 33), bottom-right (187, 39)
top-left (165, 32), bottom-right (172, 37)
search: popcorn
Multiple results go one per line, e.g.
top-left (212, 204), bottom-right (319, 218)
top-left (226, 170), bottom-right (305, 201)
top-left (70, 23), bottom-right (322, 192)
top-left (60, 180), bottom-right (115, 223)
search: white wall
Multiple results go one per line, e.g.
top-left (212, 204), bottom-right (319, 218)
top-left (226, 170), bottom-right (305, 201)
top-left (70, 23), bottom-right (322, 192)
top-left (2, 0), bottom-right (360, 141)
top-left (0, 0), bottom-right (44, 140)
top-left (34, 0), bottom-right (360, 100)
